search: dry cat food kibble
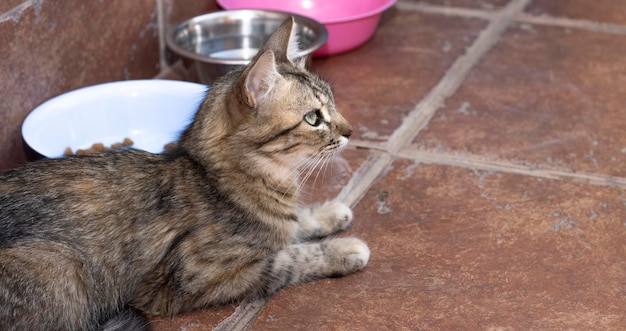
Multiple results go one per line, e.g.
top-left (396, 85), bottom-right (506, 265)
top-left (163, 142), bottom-right (177, 153)
top-left (64, 139), bottom-right (178, 156)
top-left (64, 138), bottom-right (134, 156)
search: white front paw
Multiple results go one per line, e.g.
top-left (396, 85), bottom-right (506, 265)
top-left (318, 201), bottom-right (353, 231)
top-left (326, 237), bottom-right (370, 273)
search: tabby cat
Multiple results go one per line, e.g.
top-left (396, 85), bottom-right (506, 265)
top-left (0, 18), bottom-right (369, 331)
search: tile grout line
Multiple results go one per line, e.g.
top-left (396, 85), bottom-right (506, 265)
top-left (398, 0), bottom-right (626, 36)
top-left (155, 0), bottom-right (169, 72)
top-left (212, 0), bottom-right (531, 329)
top-left (0, 0), bottom-right (41, 24)
top-left (339, 0), bottom-right (532, 206)
top-left (348, 140), bottom-right (626, 189)
top-left (396, 1), bottom-right (497, 21)
top-left (515, 13), bottom-right (626, 35)
top-left (213, 298), bottom-right (266, 331)
top-left (398, 147), bottom-right (626, 188)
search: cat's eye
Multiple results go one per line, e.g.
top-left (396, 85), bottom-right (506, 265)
top-left (304, 110), bottom-right (322, 126)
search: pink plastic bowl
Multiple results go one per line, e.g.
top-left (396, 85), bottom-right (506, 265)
top-left (216, 0), bottom-right (396, 56)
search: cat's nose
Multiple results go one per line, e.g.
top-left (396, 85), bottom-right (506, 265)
top-left (342, 127), bottom-right (352, 138)
top-left (337, 117), bottom-right (352, 138)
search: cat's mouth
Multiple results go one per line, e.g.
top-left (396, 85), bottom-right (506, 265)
top-left (321, 137), bottom-right (349, 155)
top-left (320, 140), bottom-right (348, 156)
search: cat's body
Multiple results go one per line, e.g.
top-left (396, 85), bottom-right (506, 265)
top-left (0, 18), bottom-right (369, 331)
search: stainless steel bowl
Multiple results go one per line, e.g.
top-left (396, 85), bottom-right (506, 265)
top-left (166, 10), bottom-right (328, 84)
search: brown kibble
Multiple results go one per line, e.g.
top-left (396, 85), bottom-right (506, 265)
top-left (92, 143), bottom-right (105, 152)
top-left (64, 137), bottom-right (173, 156)
top-left (163, 142), bottom-right (177, 153)
top-left (65, 137), bottom-right (135, 156)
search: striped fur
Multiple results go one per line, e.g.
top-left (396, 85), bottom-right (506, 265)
top-left (0, 18), bottom-right (369, 331)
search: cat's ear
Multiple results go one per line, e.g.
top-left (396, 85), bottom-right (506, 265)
top-left (284, 17), bottom-right (308, 69)
top-left (260, 17), bottom-right (307, 69)
top-left (239, 17), bottom-right (304, 108)
top-left (240, 50), bottom-right (280, 108)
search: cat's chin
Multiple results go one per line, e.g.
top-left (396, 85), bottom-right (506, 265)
top-left (338, 136), bottom-right (350, 149)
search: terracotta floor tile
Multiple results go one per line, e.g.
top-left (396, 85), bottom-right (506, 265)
top-left (0, 0), bottom-right (23, 13)
top-left (412, 23), bottom-right (626, 177)
top-left (253, 160), bottom-right (626, 330)
top-left (311, 9), bottom-right (486, 142)
top-left (527, 0), bottom-right (626, 26)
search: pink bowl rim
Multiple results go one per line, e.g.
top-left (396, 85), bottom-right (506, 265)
top-left (216, 0), bottom-right (397, 24)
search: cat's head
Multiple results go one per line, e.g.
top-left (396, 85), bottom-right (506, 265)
top-left (231, 18), bottom-right (352, 166)
top-left (180, 18), bottom-right (352, 183)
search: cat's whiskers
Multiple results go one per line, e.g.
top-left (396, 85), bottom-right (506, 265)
top-left (309, 152), bottom-right (332, 191)
top-left (319, 145), bottom-right (344, 188)
top-left (290, 158), bottom-right (320, 206)
top-left (295, 154), bottom-right (324, 190)
top-left (293, 143), bottom-right (345, 203)
top-left (291, 154), bottom-right (320, 180)
top-left (268, 153), bottom-right (320, 202)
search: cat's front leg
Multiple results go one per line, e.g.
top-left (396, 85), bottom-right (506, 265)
top-left (261, 237), bottom-right (370, 296)
top-left (297, 201), bottom-right (353, 240)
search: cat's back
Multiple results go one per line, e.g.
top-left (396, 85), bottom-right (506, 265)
top-left (0, 150), bottom-right (213, 245)
top-left (0, 151), bottom-right (167, 210)
top-left (0, 150), bottom-right (161, 190)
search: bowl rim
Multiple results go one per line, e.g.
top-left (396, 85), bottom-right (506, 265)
top-left (165, 9), bottom-right (328, 66)
top-left (22, 79), bottom-right (208, 158)
top-left (216, 0), bottom-right (397, 24)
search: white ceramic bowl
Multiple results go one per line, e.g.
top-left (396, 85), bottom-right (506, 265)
top-left (22, 80), bottom-right (207, 158)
